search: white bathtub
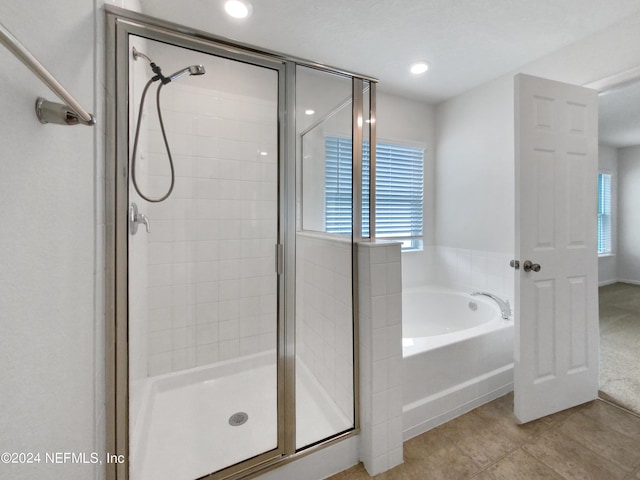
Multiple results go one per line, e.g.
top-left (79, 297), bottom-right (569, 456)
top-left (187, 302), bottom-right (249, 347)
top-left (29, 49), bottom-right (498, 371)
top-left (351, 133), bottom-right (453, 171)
top-left (402, 285), bottom-right (514, 440)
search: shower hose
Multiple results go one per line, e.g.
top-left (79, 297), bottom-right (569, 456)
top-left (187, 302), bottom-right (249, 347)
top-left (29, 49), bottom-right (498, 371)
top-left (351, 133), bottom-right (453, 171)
top-left (130, 77), bottom-right (175, 203)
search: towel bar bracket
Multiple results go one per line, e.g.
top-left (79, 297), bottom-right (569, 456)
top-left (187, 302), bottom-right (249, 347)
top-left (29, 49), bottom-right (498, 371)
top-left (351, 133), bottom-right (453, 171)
top-left (1, 21), bottom-right (96, 127)
top-left (35, 97), bottom-right (97, 126)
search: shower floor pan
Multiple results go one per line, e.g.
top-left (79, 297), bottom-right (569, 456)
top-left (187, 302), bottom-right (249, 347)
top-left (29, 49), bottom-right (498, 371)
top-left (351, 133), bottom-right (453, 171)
top-left (131, 350), bottom-right (350, 480)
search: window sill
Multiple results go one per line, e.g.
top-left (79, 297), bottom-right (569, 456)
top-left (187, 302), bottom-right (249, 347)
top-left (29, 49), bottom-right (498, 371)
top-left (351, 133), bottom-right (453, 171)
top-left (598, 253), bottom-right (615, 258)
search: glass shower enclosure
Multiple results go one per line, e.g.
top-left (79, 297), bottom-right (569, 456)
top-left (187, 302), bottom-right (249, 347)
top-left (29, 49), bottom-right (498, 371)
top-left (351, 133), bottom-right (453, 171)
top-left (126, 35), bottom-right (281, 480)
top-left (106, 7), bottom-right (375, 480)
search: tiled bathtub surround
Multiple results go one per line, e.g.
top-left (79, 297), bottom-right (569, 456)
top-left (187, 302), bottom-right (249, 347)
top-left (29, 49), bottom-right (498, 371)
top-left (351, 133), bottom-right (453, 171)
top-left (296, 232), bottom-right (354, 426)
top-left (418, 245), bottom-right (514, 305)
top-left (137, 80), bottom-right (279, 376)
top-left (357, 241), bottom-right (403, 476)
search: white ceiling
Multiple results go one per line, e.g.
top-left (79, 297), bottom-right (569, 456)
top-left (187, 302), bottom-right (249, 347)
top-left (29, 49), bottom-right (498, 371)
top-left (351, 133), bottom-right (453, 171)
top-left (599, 80), bottom-right (640, 148)
top-left (142, 0), bottom-right (640, 103)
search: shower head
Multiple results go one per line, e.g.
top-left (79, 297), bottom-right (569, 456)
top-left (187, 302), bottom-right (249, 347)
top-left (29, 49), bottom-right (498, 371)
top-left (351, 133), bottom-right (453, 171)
top-left (165, 65), bottom-right (206, 83)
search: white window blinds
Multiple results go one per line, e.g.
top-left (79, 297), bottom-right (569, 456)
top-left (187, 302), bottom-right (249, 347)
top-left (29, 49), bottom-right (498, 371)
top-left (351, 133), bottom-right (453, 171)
top-left (598, 173), bottom-right (612, 255)
top-left (325, 137), bottom-right (424, 249)
top-left (324, 137), bottom-right (354, 235)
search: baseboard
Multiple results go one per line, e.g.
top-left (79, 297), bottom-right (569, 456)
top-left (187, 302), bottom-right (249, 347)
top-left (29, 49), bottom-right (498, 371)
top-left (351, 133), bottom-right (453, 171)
top-left (402, 365), bottom-right (513, 441)
top-left (598, 279), bottom-right (640, 287)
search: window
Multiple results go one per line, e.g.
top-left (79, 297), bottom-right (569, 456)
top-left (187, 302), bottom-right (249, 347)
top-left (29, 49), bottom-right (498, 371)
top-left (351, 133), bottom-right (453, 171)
top-left (325, 137), bottom-right (424, 250)
top-left (598, 173), bottom-right (612, 255)
top-left (324, 137), bottom-right (354, 235)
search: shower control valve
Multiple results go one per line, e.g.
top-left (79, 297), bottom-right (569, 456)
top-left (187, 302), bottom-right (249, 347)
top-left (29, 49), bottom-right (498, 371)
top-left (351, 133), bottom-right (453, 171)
top-left (129, 203), bottom-right (150, 235)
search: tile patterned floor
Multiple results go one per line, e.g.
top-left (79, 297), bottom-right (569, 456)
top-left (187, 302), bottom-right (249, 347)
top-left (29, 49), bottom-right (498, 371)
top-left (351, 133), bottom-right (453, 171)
top-left (327, 393), bottom-right (640, 480)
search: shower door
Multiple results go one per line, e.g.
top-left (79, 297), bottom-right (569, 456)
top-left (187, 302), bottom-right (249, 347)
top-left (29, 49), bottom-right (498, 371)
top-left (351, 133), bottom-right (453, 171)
top-left (109, 10), bottom-right (364, 480)
top-left (295, 66), bottom-right (357, 449)
top-left (123, 32), bottom-right (285, 480)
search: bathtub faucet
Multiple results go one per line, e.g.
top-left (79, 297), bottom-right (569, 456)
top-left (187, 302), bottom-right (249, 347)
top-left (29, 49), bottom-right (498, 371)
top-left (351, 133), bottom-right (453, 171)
top-left (471, 292), bottom-right (511, 320)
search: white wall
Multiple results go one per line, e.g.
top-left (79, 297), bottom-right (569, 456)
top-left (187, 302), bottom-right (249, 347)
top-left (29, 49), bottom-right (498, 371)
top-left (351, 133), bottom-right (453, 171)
top-left (428, 76), bottom-right (515, 299)
top-left (376, 93), bottom-right (435, 289)
top-left (598, 144), bottom-right (618, 285)
top-left (431, 10), bottom-right (640, 298)
top-left (434, 75), bottom-right (515, 254)
top-left (617, 145), bottom-right (640, 284)
top-left (0, 2), bottom-right (103, 480)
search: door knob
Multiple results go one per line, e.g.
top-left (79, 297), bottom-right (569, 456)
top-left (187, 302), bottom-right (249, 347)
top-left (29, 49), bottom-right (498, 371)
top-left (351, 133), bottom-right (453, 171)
top-left (523, 260), bottom-right (541, 273)
top-left (510, 259), bottom-right (520, 270)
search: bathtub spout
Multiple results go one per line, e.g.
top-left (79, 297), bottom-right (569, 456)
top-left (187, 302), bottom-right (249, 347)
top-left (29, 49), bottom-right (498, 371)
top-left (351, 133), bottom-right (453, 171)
top-left (471, 292), bottom-right (511, 320)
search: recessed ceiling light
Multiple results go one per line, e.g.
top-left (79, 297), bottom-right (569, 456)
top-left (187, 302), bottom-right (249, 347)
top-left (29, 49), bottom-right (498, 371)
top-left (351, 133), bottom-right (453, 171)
top-left (224, 0), bottom-right (252, 19)
top-left (410, 61), bottom-right (429, 75)
top-left (305, 109), bottom-right (315, 115)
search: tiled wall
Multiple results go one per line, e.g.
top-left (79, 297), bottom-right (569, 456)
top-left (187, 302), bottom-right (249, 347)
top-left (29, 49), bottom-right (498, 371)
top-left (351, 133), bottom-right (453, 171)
top-left (296, 232), bottom-right (354, 422)
top-left (422, 246), bottom-right (514, 305)
top-left (137, 82), bottom-right (279, 376)
top-left (358, 241), bottom-right (404, 476)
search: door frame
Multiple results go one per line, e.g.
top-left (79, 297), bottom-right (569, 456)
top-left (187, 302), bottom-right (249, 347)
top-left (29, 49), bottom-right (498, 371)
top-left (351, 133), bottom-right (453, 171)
top-left (107, 11), bottom-right (290, 480)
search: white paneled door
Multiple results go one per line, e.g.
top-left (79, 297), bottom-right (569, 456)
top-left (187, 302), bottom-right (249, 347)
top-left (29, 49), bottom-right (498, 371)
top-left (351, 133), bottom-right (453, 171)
top-left (514, 73), bottom-right (599, 423)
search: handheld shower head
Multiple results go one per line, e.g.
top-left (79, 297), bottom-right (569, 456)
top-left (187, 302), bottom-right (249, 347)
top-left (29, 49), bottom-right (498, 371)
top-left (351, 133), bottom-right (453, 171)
top-left (165, 65), bottom-right (206, 83)
top-left (131, 56), bottom-right (206, 203)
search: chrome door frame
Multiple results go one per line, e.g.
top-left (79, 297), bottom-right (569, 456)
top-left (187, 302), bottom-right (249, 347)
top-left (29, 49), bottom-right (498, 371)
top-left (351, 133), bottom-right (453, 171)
top-left (105, 6), bottom-right (374, 480)
top-left (106, 10), bottom-right (288, 480)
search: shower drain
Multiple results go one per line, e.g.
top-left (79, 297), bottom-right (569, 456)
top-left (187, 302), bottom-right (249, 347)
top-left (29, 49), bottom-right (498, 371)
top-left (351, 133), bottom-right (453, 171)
top-left (228, 412), bottom-right (249, 427)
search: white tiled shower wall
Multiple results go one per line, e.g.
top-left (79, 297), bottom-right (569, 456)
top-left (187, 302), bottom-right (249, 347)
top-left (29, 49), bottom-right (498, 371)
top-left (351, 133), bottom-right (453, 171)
top-left (296, 232), bottom-right (354, 421)
top-left (139, 82), bottom-right (279, 376)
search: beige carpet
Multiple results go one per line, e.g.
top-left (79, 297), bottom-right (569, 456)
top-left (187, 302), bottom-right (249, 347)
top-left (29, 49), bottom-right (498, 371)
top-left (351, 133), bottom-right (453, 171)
top-left (599, 282), bottom-right (640, 415)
